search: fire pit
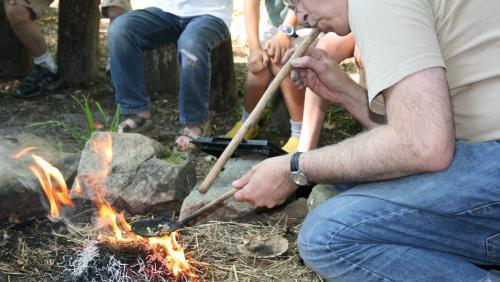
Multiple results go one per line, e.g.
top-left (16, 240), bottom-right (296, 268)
top-left (2, 132), bottom-right (319, 281)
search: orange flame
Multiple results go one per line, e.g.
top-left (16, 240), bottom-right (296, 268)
top-left (72, 177), bottom-right (85, 197)
top-left (29, 154), bottom-right (74, 219)
top-left (96, 203), bottom-right (198, 279)
top-left (11, 146), bottom-right (37, 159)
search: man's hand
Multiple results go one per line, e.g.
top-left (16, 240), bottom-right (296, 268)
top-left (233, 155), bottom-right (298, 208)
top-left (283, 47), bottom-right (353, 105)
top-left (248, 47), bottom-right (270, 73)
top-left (264, 33), bottom-right (292, 65)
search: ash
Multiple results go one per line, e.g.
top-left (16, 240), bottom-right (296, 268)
top-left (51, 240), bottom-right (178, 282)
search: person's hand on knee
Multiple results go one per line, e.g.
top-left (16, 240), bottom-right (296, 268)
top-left (248, 47), bottom-right (269, 73)
top-left (264, 33), bottom-right (292, 65)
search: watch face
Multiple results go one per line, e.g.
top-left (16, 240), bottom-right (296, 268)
top-left (283, 26), bottom-right (294, 36)
top-left (290, 171), bottom-right (309, 186)
top-left (280, 24), bottom-right (295, 36)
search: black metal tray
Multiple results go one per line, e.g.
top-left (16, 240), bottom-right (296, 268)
top-left (191, 137), bottom-right (287, 158)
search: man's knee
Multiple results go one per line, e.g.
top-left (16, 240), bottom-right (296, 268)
top-left (108, 15), bottom-right (133, 45)
top-left (297, 205), bottom-right (351, 277)
top-left (298, 196), bottom-right (372, 269)
top-left (177, 37), bottom-right (211, 69)
top-left (5, 4), bottom-right (32, 27)
top-left (246, 68), bottom-right (272, 88)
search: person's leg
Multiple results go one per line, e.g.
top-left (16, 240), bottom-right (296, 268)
top-left (298, 140), bottom-right (500, 281)
top-left (5, 1), bottom-right (47, 57)
top-left (108, 8), bottom-right (182, 130)
top-left (5, 0), bottom-right (61, 98)
top-left (298, 33), bottom-right (356, 152)
top-left (174, 15), bottom-right (230, 149)
top-left (100, 0), bottom-right (131, 92)
top-left (270, 62), bottom-right (305, 152)
top-left (223, 58), bottom-right (273, 140)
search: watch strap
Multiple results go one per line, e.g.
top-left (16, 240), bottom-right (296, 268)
top-left (290, 152), bottom-right (302, 172)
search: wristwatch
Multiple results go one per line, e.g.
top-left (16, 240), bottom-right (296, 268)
top-left (278, 24), bottom-right (298, 38)
top-left (289, 152), bottom-right (311, 186)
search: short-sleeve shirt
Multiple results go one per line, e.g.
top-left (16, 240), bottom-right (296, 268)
top-left (265, 0), bottom-right (288, 27)
top-left (151, 0), bottom-right (233, 29)
top-left (349, 0), bottom-right (500, 142)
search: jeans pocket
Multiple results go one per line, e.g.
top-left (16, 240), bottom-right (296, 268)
top-left (486, 232), bottom-right (500, 260)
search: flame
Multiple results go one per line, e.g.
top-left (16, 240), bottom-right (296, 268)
top-left (96, 202), bottom-right (198, 280)
top-left (11, 146), bottom-right (37, 159)
top-left (22, 132), bottom-right (198, 280)
top-left (91, 133), bottom-right (113, 176)
top-left (72, 177), bottom-right (84, 197)
top-left (28, 154), bottom-right (74, 219)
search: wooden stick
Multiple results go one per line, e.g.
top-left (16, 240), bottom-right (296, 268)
top-left (179, 188), bottom-right (238, 225)
top-left (199, 28), bottom-right (321, 194)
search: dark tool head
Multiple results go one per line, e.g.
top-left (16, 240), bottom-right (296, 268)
top-left (130, 216), bottom-right (183, 237)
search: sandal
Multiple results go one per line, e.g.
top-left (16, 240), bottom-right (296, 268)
top-left (118, 115), bottom-right (159, 138)
top-left (175, 119), bottom-right (212, 151)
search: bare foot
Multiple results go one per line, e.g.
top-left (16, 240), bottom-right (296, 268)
top-left (175, 126), bottom-right (202, 151)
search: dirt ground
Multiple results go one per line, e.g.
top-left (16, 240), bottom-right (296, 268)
top-left (0, 4), bottom-right (359, 281)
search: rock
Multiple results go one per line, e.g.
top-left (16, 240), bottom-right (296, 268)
top-left (0, 133), bottom-right (79, 220)
top-left (180, 155), bottom-right (264, 224)
top-left (280, 197), bottom-right (308, 224)
top-left (307, 184), bottom-right (337, 211)
top-left (181, 155), bottom-right (312, 225)
top-left (74, 132), bottom-right (196, 215)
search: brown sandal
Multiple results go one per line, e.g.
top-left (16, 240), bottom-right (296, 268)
top-left (118, 115), bottom-right (159, 138)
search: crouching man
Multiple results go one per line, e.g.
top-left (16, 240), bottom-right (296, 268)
top-left (232, 0), bottom-right (500, 280)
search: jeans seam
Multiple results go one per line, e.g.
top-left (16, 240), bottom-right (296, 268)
top-left (455, 200), bottom-right (500, 216)
top-left (486, 233), bottom-right (500, 258)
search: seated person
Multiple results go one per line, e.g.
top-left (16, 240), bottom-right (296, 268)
top-left (224, 0), bottom-right (306, 153)
top-left (4, 0), bottom-right (130, 98)
top-left (108, 0), bottom-right (233, 150)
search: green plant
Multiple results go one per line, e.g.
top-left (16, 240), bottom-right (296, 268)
top-left (160, 147), bottom-right (188, 166)
top-left (27, 95), bottom-right (120, 149)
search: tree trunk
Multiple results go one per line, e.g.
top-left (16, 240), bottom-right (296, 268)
top-left (0, 0), bottom-right (32, 78)
top-left (57, 0), bottom-right (100, 84)
top-left (144, 44), bottom-right (179, 95)
top-left (144, 36), bottom-right (237, 112)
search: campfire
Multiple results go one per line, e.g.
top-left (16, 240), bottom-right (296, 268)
top-left (15, 133), bottom-right (199, 281)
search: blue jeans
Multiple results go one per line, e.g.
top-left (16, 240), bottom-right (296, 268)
top-left (108, 8), bottom-right (230, 125)
top-left (298, 140), bottom-right (500, 281)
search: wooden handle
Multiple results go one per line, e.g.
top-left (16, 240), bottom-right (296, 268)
top-left (179, 187), bottom-right (238, 226)
top-left (198, 28), bottom-right (321, 194)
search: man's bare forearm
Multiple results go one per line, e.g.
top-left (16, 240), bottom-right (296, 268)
top-left (337, 77), bottom-right (383, 129)
top-left (300, 68), bottom-right (455, 183)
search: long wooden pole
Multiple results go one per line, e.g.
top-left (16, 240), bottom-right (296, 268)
top-left (198, 28), bottom-right (321, 194)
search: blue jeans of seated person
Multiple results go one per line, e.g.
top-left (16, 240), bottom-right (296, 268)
top-left (108, 8), bottom-right (230, 126)
top-left (298, 140), bottom-right (500, 282)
